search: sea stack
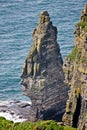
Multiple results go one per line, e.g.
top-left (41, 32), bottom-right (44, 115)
top-left (21, 11), bottom-right (68, 121)
top-left (62, 4), bottom-right (87, 129)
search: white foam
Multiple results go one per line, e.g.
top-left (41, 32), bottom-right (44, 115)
top-left (0, 101), bottom-right (11, 106)
top-left (0, 111), bottom-right (27, 123)
top-left (0, 100), bottom-right (32, 123)
top-left (0, 100), bottom-right (32, 106)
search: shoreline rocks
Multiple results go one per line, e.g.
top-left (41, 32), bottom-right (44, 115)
top-left (0, 100), bottom-right (31, 123)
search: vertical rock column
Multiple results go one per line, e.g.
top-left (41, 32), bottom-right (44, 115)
top-left (62, 4), bottom-right (87, 129)
top-left (21, 11), bottom-right (68, 122)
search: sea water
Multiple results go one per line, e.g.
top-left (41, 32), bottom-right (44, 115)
top-left (0, 0), bottom-right (87, 122)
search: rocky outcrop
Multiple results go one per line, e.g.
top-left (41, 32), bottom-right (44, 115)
top-left (21, 11), bottom-right (68, 122)
top-left (62, 4), bottom-right (87, 129)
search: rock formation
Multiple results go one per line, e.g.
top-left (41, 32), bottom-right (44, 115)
top-left (62, 4), bottom-right (87, 130)
top-left (21, 11), bottom-right (68, 122)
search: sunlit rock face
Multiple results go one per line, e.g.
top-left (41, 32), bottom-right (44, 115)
top-left (21, 11), bottom-right (68, 122)
top-left (62, 4), bottom-right (87, 129)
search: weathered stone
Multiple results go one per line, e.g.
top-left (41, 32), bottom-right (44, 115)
top-left (62, 5), bottom-right (87, 129)
top-left (21, 11), bottom-right (68, 122)
top-left (84, 4), bottom-right (87, 14)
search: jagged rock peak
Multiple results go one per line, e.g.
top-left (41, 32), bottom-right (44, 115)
top-left (39, 11), bottom-right (50, 23)
top-left (83, 4), bottom-right (87, 14)
top-left (62, 4), bottom-right (87, 130)
top-left (21, 11), bottom-right (68, 122)
top-left (75, 4), bottom-right (87, 36)
top-left (21, 11), bottom-right (61, 79)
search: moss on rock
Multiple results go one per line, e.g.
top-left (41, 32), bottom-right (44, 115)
top-left (67, 47), bottom-right (79, 61)
top-left (76, 21), bottom-right (87, 32)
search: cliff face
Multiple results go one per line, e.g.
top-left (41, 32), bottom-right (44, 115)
top-left (62, 4), bottom-right (87, 129)
top-left (21, 11), bottom-right (68, 122)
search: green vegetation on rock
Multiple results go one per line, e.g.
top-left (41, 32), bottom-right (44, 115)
top-left (67, 46), bottom-right (87, 64)
top-left (67, 47), bottom-right (79, 61)
top-left (80, 58), bottom-right (87, 64)
top-left (0, 117), bottom-right (77, 130)
top-left (76, 21), bottom-right (87, 32)
top-left (64, 126), bottom-right (77, 130)
top-left (75, 4), bottom-right (87, 32)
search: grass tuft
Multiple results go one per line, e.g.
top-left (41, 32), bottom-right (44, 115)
top-left (0, 117), bottom-right (77, 130)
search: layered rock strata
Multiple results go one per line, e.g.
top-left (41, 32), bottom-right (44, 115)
top-left (21, 11), bottom-right (68, 122)
top-left (62, 4), bottom-right (87, 129)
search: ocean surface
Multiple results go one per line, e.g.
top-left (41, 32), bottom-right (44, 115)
top-left (0, 0), bottom-right (87, 102)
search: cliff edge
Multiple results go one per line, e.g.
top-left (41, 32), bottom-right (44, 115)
top-left (21, 11), bottom-right (68, 122)
top-left (62, 4), bottom-right (87, 130)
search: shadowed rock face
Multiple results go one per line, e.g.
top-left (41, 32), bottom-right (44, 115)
top-left (62, 5), bottom-right (87, 129)
top-left (21, 11), bottom-right (68, 122)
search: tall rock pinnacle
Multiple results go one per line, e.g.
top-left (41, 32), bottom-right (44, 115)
top-left (62, 4), bottom-right (87, 129)
top-left (21, 11), bottom-right (68, 122)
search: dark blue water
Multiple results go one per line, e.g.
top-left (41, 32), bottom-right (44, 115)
top-left (0, 0), bottom-right (87, 101)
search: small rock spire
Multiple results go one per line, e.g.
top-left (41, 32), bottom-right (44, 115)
top-left (39, 11), bottom-right (50, 23)
top-left (84, 4), bottom-right (87, 13)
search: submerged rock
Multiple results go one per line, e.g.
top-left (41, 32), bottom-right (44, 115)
top-left (62, 4), bottom-right (87, 130)
top-left (21, 11), bottom-right (68, 122)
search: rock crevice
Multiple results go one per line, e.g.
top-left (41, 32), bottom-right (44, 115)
top-left (62, 4), bottom-right (87, 130)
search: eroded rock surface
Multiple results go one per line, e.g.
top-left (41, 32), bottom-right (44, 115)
top-left (21, 11), bottom-right (68, 122)
top-left (62, 4), bottom-right (87, 129)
